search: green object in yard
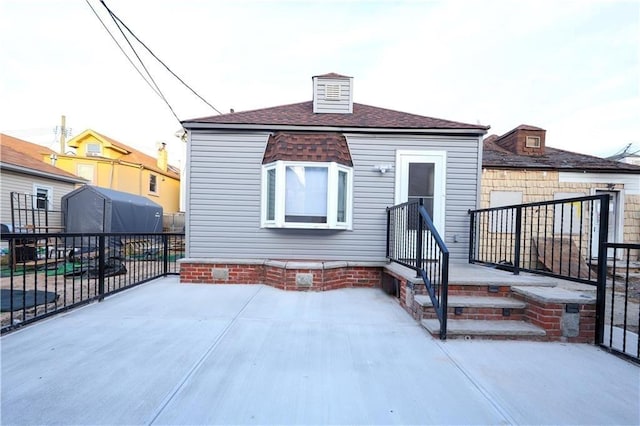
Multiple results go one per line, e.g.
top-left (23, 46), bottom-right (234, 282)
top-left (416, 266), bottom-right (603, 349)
top-left (46, 262), bottom-right (81, 276)
top-left (0, 267), bottom-right (25, 277)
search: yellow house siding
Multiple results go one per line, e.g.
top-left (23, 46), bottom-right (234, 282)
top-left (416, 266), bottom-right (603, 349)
top-left (43, 129), bottom-right (181, 213)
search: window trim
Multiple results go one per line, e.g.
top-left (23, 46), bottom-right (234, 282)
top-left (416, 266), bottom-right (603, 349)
top-left (148, 173), bottom-right (159, 195)
top-left (525, 136), bottom-right (541, 148)
top-left (85, 143), bottom-right (102, 157)
top-left (33, 184), bottom-right (53, 210)
top-left (261, 160), bottom-right (353, 230)
top-left (76, 163), bottom-right (96, 184)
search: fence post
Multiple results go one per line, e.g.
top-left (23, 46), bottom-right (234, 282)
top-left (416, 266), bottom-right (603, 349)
top-left (595, 194), bottom-right (610, 345)
top-left (98, 234), bottom-right (105, 301)
top-left (513, 206), bottom-right (522, 275)
top-left (416, 199), bottom-right (423, 275)
top-left (163, 234), bottom-right (169, 276)
top-left (385, 208), bottom-right (391, 259)
top-left (468, 210), bottom-right (475, 263)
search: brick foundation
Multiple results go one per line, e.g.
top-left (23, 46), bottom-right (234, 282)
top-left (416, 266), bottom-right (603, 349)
top-left (180, 260), bottom-right (382, 291)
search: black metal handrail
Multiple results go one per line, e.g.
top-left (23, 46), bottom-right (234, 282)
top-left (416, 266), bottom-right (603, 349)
top-left (0, 231), bottom-right (184, 334)
top-left (468, 194), bottom-right (610, 286)
top-left (387, 199), bottom-right (449, 339)
top-left (598, 242), bottom-right (640, 364)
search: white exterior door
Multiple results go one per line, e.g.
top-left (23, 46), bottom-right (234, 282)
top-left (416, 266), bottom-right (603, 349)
top-left (395, 150), bottom-right (446, 235)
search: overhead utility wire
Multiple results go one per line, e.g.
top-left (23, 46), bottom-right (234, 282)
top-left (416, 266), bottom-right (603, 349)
top-left (99, 0), bottom-right (222, 116)
top-left (84, 0), bottom-right (162, 99)
top-left (99, 1), bottom-right (182, 124)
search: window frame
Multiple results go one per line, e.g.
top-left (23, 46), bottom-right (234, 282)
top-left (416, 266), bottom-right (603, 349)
top-left (85, 143), bottom-right (102, 156)
top-left (261, 160), bottom-right (353, 230)
top-left (525, 136), bottom-right (541, 148)
top-left (33, 184), bottom-right (53, 210)
top-left (148, 173), bottom-right (159, 195)
top-left (76, 163), bottom-right (96, 184)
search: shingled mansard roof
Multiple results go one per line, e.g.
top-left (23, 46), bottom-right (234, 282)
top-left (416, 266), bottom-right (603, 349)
top-left (483, 135), bottom-right (640, 174)
top-left (183, 101), bottom-right (489, 132)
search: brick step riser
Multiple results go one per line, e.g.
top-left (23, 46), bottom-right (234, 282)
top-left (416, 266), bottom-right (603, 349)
top-left (447, 284), bottom-right (514, 297)
top-left (420, 308), bottom-right (526, 321)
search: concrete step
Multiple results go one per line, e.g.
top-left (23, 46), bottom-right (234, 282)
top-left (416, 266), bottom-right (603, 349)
top-left (421, 319), bottom-right (547, 339)
top-left (415, 295), bottom-right (527, 321)
top-left (415, 295), bottom-right (526, 309)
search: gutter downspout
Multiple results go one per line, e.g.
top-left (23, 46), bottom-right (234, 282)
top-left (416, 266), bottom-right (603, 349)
top-left (109, 161), bottom-right (115, 189)
top-left (139, 164), bottom-right (144, 195)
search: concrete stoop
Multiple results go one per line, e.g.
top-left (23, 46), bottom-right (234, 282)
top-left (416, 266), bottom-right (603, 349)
top-left (415, 292), bottom-right (547, 340)
top-left (386, 263), bottom-right (597, 342)
top-left (414, 282), bottom-right (597, 341)
top-left (421, 318), bottom-right (547, 339)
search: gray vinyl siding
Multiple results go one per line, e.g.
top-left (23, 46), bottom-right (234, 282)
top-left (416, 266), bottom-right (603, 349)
top-left (187, 131), bottom-right (480, 262)
top-left (313, 77), bottom-right (352, 114)
top-left (0, 169), bottom-right (77, 226)
top-left (346, 135), bottom-right (480, 262)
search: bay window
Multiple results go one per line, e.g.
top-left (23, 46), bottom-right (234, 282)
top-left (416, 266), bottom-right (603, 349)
top-left (262, 161), bottom-right (352, 229)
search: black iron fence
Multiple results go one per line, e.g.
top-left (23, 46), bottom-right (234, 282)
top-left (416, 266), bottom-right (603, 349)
top-left (468, 194), bottom-right (610, 285)
top-left (598, 243), bottom-right (640, 364)
top-left (0, 232), bottom-right (184, 333)
top-left (387, 199), bottom-right (449, 339)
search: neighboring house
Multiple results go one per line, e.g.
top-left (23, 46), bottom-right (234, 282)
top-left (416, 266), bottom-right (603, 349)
top-left (482, 125), bottom-right (640, 259)
top-left (607, 143), bottom-right (640, 166)
top-left (180, 73), bottom-right (488, 288)
top-left (51, 129), bottom-right (181, 213)
top-left (0, 134), bottom-right (86, 229)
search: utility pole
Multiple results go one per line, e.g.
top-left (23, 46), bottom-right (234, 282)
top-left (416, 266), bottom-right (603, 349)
top-left (59, 115), bottom-right (66, 154)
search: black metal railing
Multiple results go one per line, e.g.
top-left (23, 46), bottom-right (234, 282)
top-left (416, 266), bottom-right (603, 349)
top-left (468, 194), bottom-right (610, 285)
top-left (387, 199), bottom-right (449, 339)
top-left (0, 232), bottom-right (184, 333)
top-left (598, 243), bottom-right (640, 364)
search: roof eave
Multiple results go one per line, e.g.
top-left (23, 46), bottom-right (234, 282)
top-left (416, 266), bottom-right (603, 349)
top-left (182, 122), bottom-right (488, 136)
top-left (0, 163), bottom-right (88, 184)
top-left (482, 163), bottom-right (640, 174)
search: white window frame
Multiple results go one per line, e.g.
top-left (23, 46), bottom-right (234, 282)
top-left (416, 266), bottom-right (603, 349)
top-left (148, 174), bottom-right (159, 195)
top-left (525, 136), bottom-right (541, 148)
top-left (261, 161), bottom-right (353, 229)
top-left (76, 163), bottom-right (95, 184)
top-left (33, 184), bottom-right (53, 210)
top-left (86, 143), bottom-right (102, 156)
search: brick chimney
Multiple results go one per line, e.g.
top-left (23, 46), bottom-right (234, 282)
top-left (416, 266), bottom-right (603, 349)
top-left (494, 125), bottom-right (546, 156)
top-left (157, 142), bottom-right (168, 172)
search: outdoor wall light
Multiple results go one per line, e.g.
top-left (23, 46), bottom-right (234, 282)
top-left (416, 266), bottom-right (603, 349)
top-left (374, 163), bottom-right (394, 174)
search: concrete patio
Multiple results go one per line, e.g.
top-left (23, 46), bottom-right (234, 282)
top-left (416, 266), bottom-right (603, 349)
top-left (1, 276), bottom-right (638, 425)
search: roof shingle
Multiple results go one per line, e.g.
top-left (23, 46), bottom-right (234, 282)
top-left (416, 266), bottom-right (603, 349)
top-left (0, 134), bottom-right (84, 181)
top-left (483, 138), bottom-right (640, 173)
top-left (262, 132), bottom-right (352, 166)
top-left (184, 101), bottom-right (488, 131)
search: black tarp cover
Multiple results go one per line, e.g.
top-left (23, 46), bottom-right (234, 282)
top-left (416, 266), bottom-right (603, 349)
top-left (62, 185), bottom-right (163, 233)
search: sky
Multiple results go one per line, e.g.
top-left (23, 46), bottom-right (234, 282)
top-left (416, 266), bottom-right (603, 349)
top-left (1, 0), bottom-right (638, 168)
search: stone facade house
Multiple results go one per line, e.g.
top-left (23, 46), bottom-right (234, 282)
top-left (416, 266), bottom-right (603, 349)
top-left (482, 125), bottom-right (640, 260)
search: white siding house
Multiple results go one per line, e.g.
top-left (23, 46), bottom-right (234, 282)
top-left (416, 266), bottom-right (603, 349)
top-left (0, 134), bottom-right (86, 229)
top-left (180, 74), bottom-right (488, 289)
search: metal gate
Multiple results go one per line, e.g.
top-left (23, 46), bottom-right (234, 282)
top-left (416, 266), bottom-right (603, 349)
top-left (597, 243), bottom-right (640, 364)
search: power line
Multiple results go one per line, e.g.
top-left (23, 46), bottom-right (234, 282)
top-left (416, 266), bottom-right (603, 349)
top-left (90, 0), bottom-right (222, 119)
top-left (85, 0), bottom-right (162, 99)
top-left (105, 8), bottom-right (222, 115)
top-left (98, 0), bottom-right (182, 124)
